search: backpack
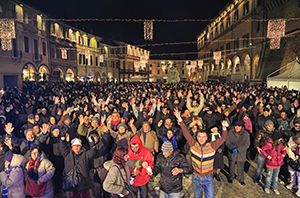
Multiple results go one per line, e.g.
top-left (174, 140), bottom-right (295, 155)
top-left (98, 166), bottom-right (109, 184)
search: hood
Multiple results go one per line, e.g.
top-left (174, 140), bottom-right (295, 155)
top-left (128, 135), bottom-right (144, 154)
top-left (10, 154), bottom-right (25, 167)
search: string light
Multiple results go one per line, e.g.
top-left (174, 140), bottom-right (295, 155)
top-left (99, 55), bottom-right (104, 63)
top-left (144, 20), bottom-right (153, 40)
top-left (267, 19), bottom-right (286, 49)
top-left (134, 61), bottom-right (140, 72)
top-left (0, 19), bottom-right (15, 51)
top-left (198, 59), bottom-right (203, 69)
top-left (191, 61), bottom-right (197, 72)
top-left (213, 51), bottom-right (221, 65)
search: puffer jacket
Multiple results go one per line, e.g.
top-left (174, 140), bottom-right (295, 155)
top-left (128, 135), bottom-right (154, 187)
top-left (254, 128), bottom-right (280, 149)
top-left (0, 154), bottom-right (25, 198)
top-left (261, 139), bottom-right (286, 168)
top-left (25, 153), bottom-right (55, 198)
top-left (152, 150), bottom-right (193, 194)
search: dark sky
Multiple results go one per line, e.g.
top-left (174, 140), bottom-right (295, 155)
top-left (22, 0), bottom-right (230, 60)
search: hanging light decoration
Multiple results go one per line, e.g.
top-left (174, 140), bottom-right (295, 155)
top-left (140, 54), bottom-right (148, 70)
top-left (198, 59), bottom-right (203, 69)
top-left (134, 61), bottom-right (140, 72)
top-left (99, 55), bottom-right (104, 63)
top-left (267, 19), bottom-right (286, 50)
top-left (144, 20), bottom-right (153, 40)
top-left (191, 61), bottom-right (197, 72)
top-left (0, 19), bottom-right (16, 51)
top-left (61, 48), bottom-right (67, 59)
top-left (213, 51), bottom-right (222, 65)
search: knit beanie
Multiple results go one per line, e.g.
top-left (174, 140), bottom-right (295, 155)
top-left (161, 141), bottom-right (174, 152)
top-left (5, 154), bottom-right (13, 163)
top-left (264, 120), bottom-right (274, 127)
top-left (51, 125), bottom-right (60, 132)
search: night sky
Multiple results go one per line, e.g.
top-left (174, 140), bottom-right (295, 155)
top-left (22, 0), bottom-right (230, 60)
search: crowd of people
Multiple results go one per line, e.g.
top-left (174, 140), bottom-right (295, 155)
top-left (0, 80), bottom-right (299, 198)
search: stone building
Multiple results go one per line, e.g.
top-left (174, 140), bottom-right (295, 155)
top-left (196, 0), bottom-right (300, 82)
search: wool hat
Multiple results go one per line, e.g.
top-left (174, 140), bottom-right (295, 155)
top-left (234, 120), bottom-right (244, 127)
top-left (28, 114), bottom-right (34, 119)
top-left (264, 120), bottom-right (274, 127)
top-left (272, 131), bottom-right (282, 141)
top-left (71, 138), bottom-right (82, 147)
top-left (117, 138), bottom-right (129, 148)
top-left (5, 154), bottom-right (13, 163)
top-left (161, 141), bottom-right (174, 152)
top-left (51, 125), bottom-right (60, 132)
top-left (117, 123), bottom-right (127, 130)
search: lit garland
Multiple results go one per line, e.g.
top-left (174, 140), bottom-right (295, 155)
top-left (267, 19), bottom-right (286, 49)
top-left (213, 51), bottom-right (221, 65)
top-left (61, 48), bottom-right (67, 59)
top-left (0, 19), bottom-right (15, 51)
top-left (140, 54), bottom-right (148, 70)
top-left (144, 20), bottom-right (153, 40)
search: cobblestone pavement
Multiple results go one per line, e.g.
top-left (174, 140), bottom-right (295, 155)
top-left (148, 156), bottom-right (298, 198)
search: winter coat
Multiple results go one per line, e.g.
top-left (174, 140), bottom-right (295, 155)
top-left (131, 125), bottom-right (159, 153)
top-left (152, 150), bottom-right (193, 194)
top-left (59, 139), bottom-right (97, 192)
top-left (128, 135), bottom-right (154, 187)
top-left (0, 154), bottom-right (25, 198)
top-left (156, 125), bottom-right (182, 145)
top-left (255, 115), bottom-right (278, 132)
top-left (261, 139), bottom-right (286, 169)
top-left (226, 128), bottom-right (250, 162)
top-left (0, 147), bottom-right (12, 172)
top-left (103, 160), bottom-right (130, 196)
top-left (25, 153), bottom-right (55, 198)
top-left (254, 128), bottom-right (280, 149)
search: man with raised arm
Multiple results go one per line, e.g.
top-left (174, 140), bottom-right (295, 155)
top-left (174, 108), bottom-right (228, 198)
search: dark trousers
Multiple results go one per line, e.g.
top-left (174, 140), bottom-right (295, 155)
top-left (229, 160), bottom-right (245, 182)
top-left (131, 183), bottom-right (148, 198)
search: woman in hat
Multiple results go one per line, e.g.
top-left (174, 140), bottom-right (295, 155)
top-left (0, 154), bottom-right (25, 198)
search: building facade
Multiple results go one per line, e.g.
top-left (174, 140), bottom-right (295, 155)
top-left (197, 0), bottom-right (300, 82)
top-left (0, 0), bottom-right (150, 88)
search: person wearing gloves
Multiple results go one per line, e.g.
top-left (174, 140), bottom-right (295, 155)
top-left (0, 154), bottom-right (25, 198)
top-left (225, 121), bottom-right (250, 185)
top-left (260, 131), bottom-right (287, 195)
top-left (173, 108), bottom-right (228, 198)
top-left (152, 141), bottom-right (193, 198)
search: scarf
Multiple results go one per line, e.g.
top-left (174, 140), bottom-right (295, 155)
top-left (243, 118), bottom-right (253, 133)
top-left (111, 118), bottom-right (122, 130)
top-left (27, 156), bottom-right (40, 181)
top-left (163, 136), bottom-right (177, 149)
top-left (2, 166), bottom-right (18, 198)
top-left (26, 139), bottom-right (35, 148)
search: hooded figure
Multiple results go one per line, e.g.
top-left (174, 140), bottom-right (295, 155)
top-left (0, 154), bottom-right (25, 198)
top-left (128, 135), bottom-right (154, 198)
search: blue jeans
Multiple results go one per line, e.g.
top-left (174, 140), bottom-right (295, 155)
top-left (255, 153), bottom-right (266, 179)
top-left (159, 190), bottom-right (181, 198)
top-left (192, 174), bottom-right (214, 198)
top-left (265, 168), bottom-right (280, 190)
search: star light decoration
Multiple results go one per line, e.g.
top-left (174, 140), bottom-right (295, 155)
top-left (267, 19), bottom-right (286, 50)
top-left (0, 19), bottom-right (16, 51)
top-left (144, 20), bottom-right (153, 40)
top-left (134, 61), bottom-right (140, 72)
top-left (213, 51), bottom-right (222, 65)
top-left (99, 55), bottom-right (104, 63)
top-left (140, 54), bottom-right (149, 70)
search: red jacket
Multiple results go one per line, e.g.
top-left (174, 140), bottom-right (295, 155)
top-left (261, 139), bottom-right (287, 169)
top-left (128, 135), bottom-right (154, 186)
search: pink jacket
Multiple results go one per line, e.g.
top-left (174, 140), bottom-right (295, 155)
top-left (261, 139), bottom-right (287, 169)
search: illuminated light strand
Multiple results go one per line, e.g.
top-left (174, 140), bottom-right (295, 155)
top-left (61, 48), bottom-right (67, 59)
top-left (0, 19), bottom-right (16, 51)
top-left (267, 19), bottom-right (286, 49)
top-left (8, 17), bottom-right (300, 22)
top-left (144, 20), bottom-right (153, 40)
top-left (213, 51), bottom-right (222, 65)
top-left (198, 60), bottom-right (204, 69)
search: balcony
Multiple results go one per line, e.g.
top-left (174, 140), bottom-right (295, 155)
top-left (120, 69), bottom-right (150, 75)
